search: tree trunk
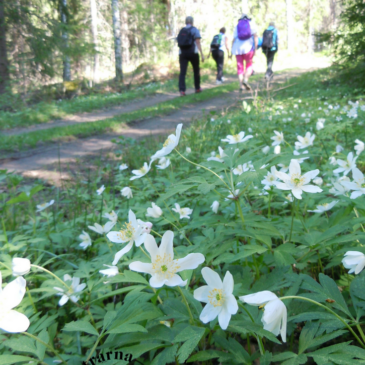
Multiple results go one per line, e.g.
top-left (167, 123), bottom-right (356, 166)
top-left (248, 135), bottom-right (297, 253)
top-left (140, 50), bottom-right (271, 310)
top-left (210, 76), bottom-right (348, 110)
top-left (90, 0), bottom-right (99, 83)
top-left (61, 0), bottom-right (71, 81)
top-left (285, 0), bottom-right (294, 52)
top-left (111, 0), bottom-right (123, 82)
top-left (330, 0), bottom-right (336, 30)
top-left (0, 0), bottom-right (9, 94)
top-left (120, 0), bottom-right (130, 66)
top-left (307, 0), bottom-right (313, 53)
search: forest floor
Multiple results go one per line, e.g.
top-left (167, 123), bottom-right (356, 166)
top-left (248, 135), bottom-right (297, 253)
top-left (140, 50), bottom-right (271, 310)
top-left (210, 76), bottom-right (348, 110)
top-left (0, 65), bottom-right (328, 185)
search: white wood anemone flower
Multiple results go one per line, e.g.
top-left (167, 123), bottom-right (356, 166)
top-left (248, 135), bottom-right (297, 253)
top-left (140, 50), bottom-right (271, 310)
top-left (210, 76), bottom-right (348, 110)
top-left (0, 273), bottom-right (30, 333)
top-left (137, 219), bottom-right (153, 234)
top-left (96, 185), bottom-right (105, 195)
top-left (308, 201), bottom-right (338, 214)
top-left (194, 268), bottom-right (238, 330)
top-left (88, 221), bottom-right (115, 235)
top-left (79, 231), bottom-right (92, 250)
top-left (342, 251), bottom-right (365, 274)
top-left (146, 203), bottom-right (163, 218)
top-left (211, 201), bottom-right (219, 214)
top-left (54, 274), bottom-right (86, 306)
top-left (295, 132), bottom-right (315, 150)
top-left (271, 131), bottom-right (284, 146)
top-left (275, 159), bottom-right (322, 200)
top-left (129, 231), bottom-right (205, 288)
top-left (207, 147), bottom-right (226, 163)
top-left (172, 203), bottom-right (193, 219)
top-left (333, 152), bottom-right (358, 176)
top-left (156, 157), bottom-right (171, 170)
top-left (221, 131), bottom-right (253, 144)
top-left (151, 123), bottom-right (183, 161)
top-left (354, 139), bottom-right (364, 156)
top-left (121, 187), bottom-right (133, 199)
top-left (118, 163), bottom-right (128, 171)
top-left (99, 265), bottom-right (119, 278)
top-left (340, 167), bottom-right (365, 199)
top-left (261, 166), bottom-right (278, 189)
top-left (12, 258), bottom-right (31, 276)
top-left (130, 162), bottom-right (151, 181)
top-left (107, 210), bottom-right (146, 265)
top-left (240, 291), bottom-right (287, 342)
top-left (103, 211), bottom-right (118, 224)
top-left (36, 199), bottom-right (55, 212)
top-left (233, 162), bottom-right (254, 176)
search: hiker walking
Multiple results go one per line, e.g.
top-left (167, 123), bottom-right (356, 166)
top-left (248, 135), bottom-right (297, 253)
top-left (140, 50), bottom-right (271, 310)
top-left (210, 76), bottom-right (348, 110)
top-left (230, 14), bottom-right (258, 91)
top-left (207, 27), bottom-right (229, 84)
top-left (177, 16), bottom-right (205, 96)
top-left (262, 22), bottom-right (279, 80)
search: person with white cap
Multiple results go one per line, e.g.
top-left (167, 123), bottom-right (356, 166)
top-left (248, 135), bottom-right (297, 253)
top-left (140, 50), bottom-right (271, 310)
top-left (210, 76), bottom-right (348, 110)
top-left (230, 13), bottom-right (258, 91)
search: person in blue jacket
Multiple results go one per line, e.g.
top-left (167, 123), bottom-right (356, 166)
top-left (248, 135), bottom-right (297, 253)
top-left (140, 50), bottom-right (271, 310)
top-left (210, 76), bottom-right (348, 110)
top-left (262, 22), bottom-right (279, 80)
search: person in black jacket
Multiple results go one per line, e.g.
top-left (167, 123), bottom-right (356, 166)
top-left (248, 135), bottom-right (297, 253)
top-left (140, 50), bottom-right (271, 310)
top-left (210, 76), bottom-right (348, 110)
top-left (262, 22), bottom-right (279, 80)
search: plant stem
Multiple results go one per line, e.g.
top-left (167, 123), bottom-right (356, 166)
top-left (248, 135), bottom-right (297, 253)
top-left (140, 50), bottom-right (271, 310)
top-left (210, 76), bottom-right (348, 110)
top-left (268, 194), bottom-right (271, 218)
top-left (22, 332), bottom-right (66, 364)
top-left (85, 331), bottom-right (104, 364)
top-left (151, 229), bottom-right (162, 238)
top-left (235, 199), bottom-right (245, 225)
top-left (289, 198), bottom-right (296, 242)
top-left (175, 149), bottom-right (231, 191)
top-left (31, 264), bottom-right (71, 291)
top-left (280, 295), bottom-right (365, 348)
top-left (177, 286), bottom-right (195, 324)
top-left (163, 217), bottom-right (193, 245)
top-left (26, 287), bottom-right (37, 313)
top-left (353, 207), bottom-right (365, 233)
top-left (238, 303), bottom-right (265, 355)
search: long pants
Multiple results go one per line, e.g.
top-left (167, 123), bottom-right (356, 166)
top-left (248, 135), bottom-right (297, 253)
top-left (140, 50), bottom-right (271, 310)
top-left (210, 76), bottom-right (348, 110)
top-left (212, 50), bottom-right (224, 81)
top-left (264, 49), bottom-right (276, 78)
top-left (179, 52), bottom-right (200, 92)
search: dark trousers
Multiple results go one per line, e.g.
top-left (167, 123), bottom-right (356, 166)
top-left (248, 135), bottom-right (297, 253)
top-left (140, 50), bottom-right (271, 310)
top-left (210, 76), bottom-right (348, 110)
top-left (264, 49), bottom-right (276, 78)
top-left (212, 50), bottom-right (224, 81)
top-left (179, 52), bottom-right (200, 92)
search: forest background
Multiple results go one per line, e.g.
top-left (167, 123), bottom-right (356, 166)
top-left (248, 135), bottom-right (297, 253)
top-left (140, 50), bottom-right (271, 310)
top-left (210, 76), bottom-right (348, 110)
top-left (0, 0), bottom-right (342, 103)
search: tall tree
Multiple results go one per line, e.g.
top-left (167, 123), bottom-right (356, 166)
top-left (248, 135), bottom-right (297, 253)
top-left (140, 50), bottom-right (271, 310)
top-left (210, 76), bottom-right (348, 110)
top-left (61, 0), bottom-right (71, 81)
top-left (286, 0), bottom-right (294, 51)
top-left (111, 0), bottom-right (122, 81)
top-left (90, 0), bottom-right (99, 82)
top-left (120, 0), bottom-right (130, 66)
top-left (0, 0), bottom-right (9, 94)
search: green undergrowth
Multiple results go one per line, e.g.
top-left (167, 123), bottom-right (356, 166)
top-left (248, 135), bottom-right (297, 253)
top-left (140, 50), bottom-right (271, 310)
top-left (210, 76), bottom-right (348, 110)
top-left (0, 73), bottom-right (213, 131)
top-left (0, 75), bottom-right (258, 153)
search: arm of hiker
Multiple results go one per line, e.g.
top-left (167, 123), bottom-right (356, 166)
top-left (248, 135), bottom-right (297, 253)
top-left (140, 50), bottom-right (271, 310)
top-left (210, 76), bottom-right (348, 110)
top-left (195, 39), bottom-right (205, 62)
top-left (230, 38), bottom-right (235, 59)
top-left (225, 36), bottom-right (229, 56)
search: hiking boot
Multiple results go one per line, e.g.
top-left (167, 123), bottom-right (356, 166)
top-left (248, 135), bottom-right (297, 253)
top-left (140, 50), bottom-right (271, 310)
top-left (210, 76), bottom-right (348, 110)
top-left (216, 80), bottom-right (223, 85)
top-left (180, 91), bottom-right (186, 96)
top-left (221, 77), bottom-right (225, 82)
top-left (242, 79), bottom-right (251, 90)
top-left (195, 88), bottom-right (203, 93)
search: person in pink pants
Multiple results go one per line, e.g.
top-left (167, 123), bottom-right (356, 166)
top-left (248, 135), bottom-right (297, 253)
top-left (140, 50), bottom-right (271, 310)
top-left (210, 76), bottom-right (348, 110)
top-left (230, 14), bottom-right (258, 91)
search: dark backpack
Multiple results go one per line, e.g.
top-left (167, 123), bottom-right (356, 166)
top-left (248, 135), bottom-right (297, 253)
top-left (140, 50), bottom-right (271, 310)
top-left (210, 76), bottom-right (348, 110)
top-left (210, 34), bottom-right (222, 50)
top-left (177, 27), bottom-right (195, 51)
top-left (262, 29), bottom-right (275, 49)
top-left (237, 19), bottom-right (251, 40)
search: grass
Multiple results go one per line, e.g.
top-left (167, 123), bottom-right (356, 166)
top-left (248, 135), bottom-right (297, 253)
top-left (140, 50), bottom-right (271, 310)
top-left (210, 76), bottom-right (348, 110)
top-left (0, 74), bottom-right (261, 153)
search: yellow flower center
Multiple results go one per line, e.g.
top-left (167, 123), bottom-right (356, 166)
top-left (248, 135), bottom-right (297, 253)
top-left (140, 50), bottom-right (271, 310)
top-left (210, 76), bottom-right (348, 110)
top-left (232, 134), bottom-right (241, 142)
top-left (118, 222), bottom-right (135, 241)
top-left (152, 254), bottom-right (180, 279)
top-left (208, 288), bottom-right (225, 307)
top-left (139, 166), bottom-right (147, 174)
top-left (163, 137), bottom-right (173, 147)
top-left (303, 137), bottom-right (309, 144)
top-left (40, 203), bottom-right (47, 208)
top-left (291, 174), bottom-right (304, 187)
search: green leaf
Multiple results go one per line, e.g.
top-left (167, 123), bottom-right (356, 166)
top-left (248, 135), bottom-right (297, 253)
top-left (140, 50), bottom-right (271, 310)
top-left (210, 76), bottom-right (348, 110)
top-left (3, 338), bottom-right (37, 356)
top-left (107, 323), bottom-right (147, 334)
top-left (187, 350), bottom-right (225, 363)
top-left (274, 244), bottom-right (296, 266)
top-left (103, 311), bottom-right (117, 331)
top-left (151, 344), bottom-right (178, 365)
top-left (0, 356), bottom-right (35, 365)
top-left (174, 326), bottom-right (206, 363)
top-left (319, 273), bottom-right (351, 316)
top-left (36, 329), bottom-right (49, 361)
top-left (63, 320), bottom-right (99, 336)
top-left (6, 192), bottom-right (30, 205)
top-left (198, 182), bottom-right (215, 194)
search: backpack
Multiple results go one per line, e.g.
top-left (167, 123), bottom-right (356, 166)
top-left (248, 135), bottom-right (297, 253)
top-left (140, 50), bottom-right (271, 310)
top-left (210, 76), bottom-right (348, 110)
top-left (237, 19), bottom-right (251, 40)
top-left (177, 27), bottom-right (195, 51)
top-left (210, 34), bottom-right (222, 50)
top-left (262, 29), bottom-right (275, 49)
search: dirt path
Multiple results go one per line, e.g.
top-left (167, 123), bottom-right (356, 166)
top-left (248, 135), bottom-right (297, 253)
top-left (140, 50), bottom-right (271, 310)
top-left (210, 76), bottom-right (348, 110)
top-left (0, 68), bottom-right (316, 184)
top-left (2, 76), bottom-right (236, 137)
